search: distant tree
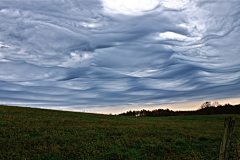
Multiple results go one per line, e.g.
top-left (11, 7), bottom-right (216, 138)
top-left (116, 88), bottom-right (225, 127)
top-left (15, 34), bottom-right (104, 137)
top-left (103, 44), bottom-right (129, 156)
top-left (140, 110), bottom-right (146, 116)
top-left (200, 101), bottom-right (211, 109)
top-left (224, 103), bottom-right (231, 106)
top-left (132, 110), bottom-right (136, 116)
top-left (128, 111), bottom-right (133, 116)
top-left (212, 101), bottom-right (219, 107)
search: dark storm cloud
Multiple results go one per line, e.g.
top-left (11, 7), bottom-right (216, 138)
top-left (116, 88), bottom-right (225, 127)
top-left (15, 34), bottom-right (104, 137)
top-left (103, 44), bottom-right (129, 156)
top-left (0, 0), bottom-right (240, 113)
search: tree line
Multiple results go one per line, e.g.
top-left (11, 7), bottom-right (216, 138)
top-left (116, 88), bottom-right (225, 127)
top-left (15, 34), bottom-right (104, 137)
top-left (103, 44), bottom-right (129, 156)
top-left (118, 102), bottom-right (240, 117)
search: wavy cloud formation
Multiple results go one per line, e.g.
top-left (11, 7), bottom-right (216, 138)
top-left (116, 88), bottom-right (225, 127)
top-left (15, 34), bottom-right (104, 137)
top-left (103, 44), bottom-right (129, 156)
top-left (0, 0), bottom-right (240, 113)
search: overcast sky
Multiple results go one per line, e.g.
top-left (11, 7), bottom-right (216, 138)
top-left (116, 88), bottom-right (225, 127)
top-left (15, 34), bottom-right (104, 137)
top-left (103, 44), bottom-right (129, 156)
top-left (1, 0), bottom-right (240, 114)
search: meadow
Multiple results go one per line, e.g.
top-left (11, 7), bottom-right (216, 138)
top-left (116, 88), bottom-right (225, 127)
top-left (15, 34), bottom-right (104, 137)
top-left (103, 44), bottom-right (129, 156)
top-left (0, 105), bottom-right (239, 160)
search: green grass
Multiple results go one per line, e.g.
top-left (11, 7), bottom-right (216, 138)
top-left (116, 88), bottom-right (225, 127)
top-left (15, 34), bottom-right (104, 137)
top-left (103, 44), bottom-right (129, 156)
top-left (0, 105), bottom-right (239, 160)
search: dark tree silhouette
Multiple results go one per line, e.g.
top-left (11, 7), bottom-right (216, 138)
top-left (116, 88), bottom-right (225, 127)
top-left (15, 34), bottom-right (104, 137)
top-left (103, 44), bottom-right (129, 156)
top-left (198, 101), bottom-right (211, 110)
top-left (118, 102), bottom-right (240, 117)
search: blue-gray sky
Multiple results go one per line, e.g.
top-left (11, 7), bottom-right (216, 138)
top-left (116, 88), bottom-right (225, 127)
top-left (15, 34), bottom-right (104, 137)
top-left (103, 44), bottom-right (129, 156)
top-left (1, 0), bottom-right (240, 114)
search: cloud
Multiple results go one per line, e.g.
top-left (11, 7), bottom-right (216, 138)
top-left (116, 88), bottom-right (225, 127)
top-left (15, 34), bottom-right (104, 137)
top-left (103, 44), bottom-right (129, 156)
top-left (102, 0), bottom-right (160, 15)
top-left (0, 0), bottom-right (240, 113)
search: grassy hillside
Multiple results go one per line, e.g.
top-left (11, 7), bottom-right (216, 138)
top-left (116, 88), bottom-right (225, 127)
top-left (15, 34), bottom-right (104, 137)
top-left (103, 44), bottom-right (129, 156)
top-left (0, 105), bottom-right (239, 159)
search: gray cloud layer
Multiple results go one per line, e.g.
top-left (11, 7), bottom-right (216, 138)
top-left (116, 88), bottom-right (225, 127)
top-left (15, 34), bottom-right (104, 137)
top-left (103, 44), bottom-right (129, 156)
top-left (1, 0), bottom-right (240, 112)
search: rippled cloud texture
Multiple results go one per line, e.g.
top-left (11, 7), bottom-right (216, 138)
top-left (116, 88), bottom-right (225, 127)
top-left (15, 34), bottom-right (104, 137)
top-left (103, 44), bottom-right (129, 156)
top-left (1, 0), bottom-right (240, 113)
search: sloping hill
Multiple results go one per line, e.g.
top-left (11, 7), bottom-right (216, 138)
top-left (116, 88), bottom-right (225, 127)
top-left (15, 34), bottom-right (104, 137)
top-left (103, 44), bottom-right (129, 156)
top-left (0, 105), bottom-right (239, 159)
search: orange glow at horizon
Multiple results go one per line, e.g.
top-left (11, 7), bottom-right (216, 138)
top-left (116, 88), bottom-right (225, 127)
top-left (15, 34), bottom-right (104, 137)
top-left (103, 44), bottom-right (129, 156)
top-left (105, 97), bottom-right (240, 115)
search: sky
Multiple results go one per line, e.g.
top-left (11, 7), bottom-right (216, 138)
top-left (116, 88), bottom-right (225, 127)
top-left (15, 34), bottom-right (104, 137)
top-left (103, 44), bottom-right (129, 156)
top-left (0, 0), bottom-right (240, 114)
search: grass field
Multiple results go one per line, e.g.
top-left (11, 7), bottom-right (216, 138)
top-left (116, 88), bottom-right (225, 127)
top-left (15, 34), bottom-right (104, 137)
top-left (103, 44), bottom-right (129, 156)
top-left (0, 105), bottom-right (239, 160)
